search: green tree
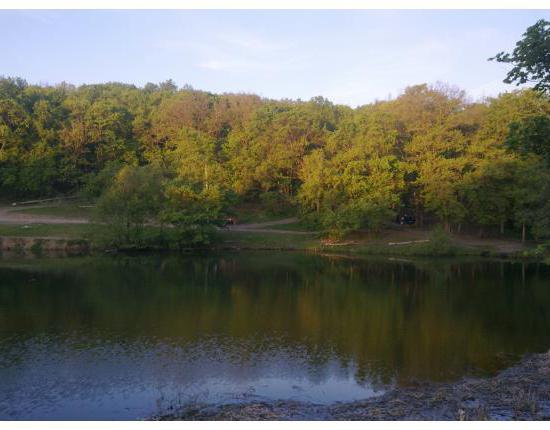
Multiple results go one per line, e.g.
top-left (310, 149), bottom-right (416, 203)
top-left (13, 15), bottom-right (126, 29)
top-left (490, 19), bottom-right (550, 93)
top-left (462, 158), bottom-right (515, 236)
top-left (161, 181), bottom-right (225, 248)
top-left (506, 115), bottom-right (550, 166)
top-left (509, 157), bottom-right (550, 242)
top-left (94, 165), bottom-right (165, 246)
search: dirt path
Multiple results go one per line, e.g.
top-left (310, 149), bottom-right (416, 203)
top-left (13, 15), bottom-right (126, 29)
top-left (226, 218), bottom-right (314, 235)
top-left (0, 205), bottom-right (89, 225)
top-left (0, 207), bottom-right (309, 234)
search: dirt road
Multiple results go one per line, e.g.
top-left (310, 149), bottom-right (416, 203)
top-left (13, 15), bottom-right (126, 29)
top-left (0, 205), bottom-right (89, 225)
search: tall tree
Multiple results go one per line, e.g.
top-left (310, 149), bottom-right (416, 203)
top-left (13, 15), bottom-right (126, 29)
top-left (490, 19), bottom-right (550, 94)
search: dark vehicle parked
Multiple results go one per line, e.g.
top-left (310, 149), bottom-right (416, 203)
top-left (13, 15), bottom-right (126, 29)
top-left (396, 214), bottom-right (415, 225)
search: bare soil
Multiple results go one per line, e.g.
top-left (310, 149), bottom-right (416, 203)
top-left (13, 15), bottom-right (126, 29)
top-left (0, 205), bottom-right (89, 225)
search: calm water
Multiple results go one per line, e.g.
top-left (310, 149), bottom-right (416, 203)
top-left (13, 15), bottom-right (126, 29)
top-left (1, 252), bottom-right (550, 420)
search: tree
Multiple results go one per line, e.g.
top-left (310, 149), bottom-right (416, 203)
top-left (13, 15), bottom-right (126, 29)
top-left (490, 19), bottom-right (550, 94)
top-left (508, 157), bottom-right (550, 242)
top-left (418, 156), bottom-right (467, 232)
top-left (164, 127), bottom-right (227, 189)
top-left (297, 149), bottom-right (328, 215)
top-left (161, 181), bottom-right (225, 248)
top-left (506, 115), bottom-right (550, 167)
top-left (462, 158), bottom-right (515, 236)
top-left (299, 143), bottom-right (404, 238)
top-left (405, 124), bottom-right (468, 230)
top-left (94, 165), bottom-right (165, 246)
top-left (2, 75), bottom-right (550, 244)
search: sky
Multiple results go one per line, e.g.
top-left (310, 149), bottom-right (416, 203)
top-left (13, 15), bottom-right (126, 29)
top-left (1, 10), bottom-right (549, 106)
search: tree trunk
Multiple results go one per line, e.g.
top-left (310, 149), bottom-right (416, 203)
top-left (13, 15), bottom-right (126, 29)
top-left (416, 210), bottom-right (423, 228)
top-left (126, 220), bottom-right (131, 243)
top-left (500, 220), bottom-right (505, 235)
top-left (522, 223), bottom-right (526, 243)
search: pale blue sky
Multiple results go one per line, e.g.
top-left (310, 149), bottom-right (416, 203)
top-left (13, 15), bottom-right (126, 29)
top-left (1, 10), bottom-right (549, 106)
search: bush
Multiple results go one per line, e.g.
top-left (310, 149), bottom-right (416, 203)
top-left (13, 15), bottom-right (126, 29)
top-left (421, 225), bottom-right (457, 256)
top-left (523, 242), bottom-right (550, 263)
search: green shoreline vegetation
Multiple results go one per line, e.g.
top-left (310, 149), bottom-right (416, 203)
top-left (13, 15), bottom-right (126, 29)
top-left (0, 221), bottom-right (540, 262)
top-left (1, 20), bottom-right (550, 261)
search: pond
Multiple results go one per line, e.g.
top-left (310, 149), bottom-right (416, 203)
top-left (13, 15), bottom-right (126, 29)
top-left (1, 252), bottom-right (550, 420)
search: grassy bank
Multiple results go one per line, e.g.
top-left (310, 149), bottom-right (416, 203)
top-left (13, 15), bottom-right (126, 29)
top-left (0, 216), bottom-right (534, 259)
top-left (0, 200), bottom-right (537, 258)
top-left (217, 224), bottom-right (527, 258)
top-left (217, 230), bottom-right (319, 250)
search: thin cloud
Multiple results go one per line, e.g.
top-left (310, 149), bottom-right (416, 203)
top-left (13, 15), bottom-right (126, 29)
top-left (218, 32), bottom-right (287, 52)
top-left (192, 32), bottom-right (304, 73)
top-left (154, 30), bottom-right (301, 73)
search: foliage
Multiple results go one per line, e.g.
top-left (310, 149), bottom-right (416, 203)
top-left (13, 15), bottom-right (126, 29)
top-left (94, 165), bottom-right (165, 247)
top-left (423, 225), bottom-right (456, 256)
top-left (2, 25), bottom-right (550, 246)
top-left (490, 19), bottom-right (550, 94)
top-left (506, 115), bottom-right (550, 167)
top-left (160, 181), bottom-right (225, 248)
top-left (81, 160), bottom-right (125, 199)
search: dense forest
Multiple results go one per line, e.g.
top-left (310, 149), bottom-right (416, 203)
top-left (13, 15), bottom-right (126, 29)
top-left (1, 76), bottom-right (549, 244)
top-left (1, 20), bottom-right (549, 247)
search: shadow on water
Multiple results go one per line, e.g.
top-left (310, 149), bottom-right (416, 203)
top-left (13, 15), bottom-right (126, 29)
top-left (0, 252), bottom-right (549, 419)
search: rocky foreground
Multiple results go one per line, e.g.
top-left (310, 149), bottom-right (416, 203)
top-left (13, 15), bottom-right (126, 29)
top-left (154, 351), bottom-right (550, 421)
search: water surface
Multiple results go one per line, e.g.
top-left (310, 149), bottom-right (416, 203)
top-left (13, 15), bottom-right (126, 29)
top-left (1, 253), bottom-right (549, 419)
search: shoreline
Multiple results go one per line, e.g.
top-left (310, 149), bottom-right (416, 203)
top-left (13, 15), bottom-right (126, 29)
top-left (0, 209), bottom-right (540, 260)
top-left (0, 238), bottom-right (540, 263)
top-left (154, 351), bottom-right (550, 421)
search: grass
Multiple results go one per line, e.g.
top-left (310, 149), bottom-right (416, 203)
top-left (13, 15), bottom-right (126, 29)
top-left (267, 220), bottom-right (317, 232)
top-left (218, 230), bottom-right (320, 249)
top-left (345, 241), bottom-right (487, 257)
top-left (0, 223), bottom-right (515, 257)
